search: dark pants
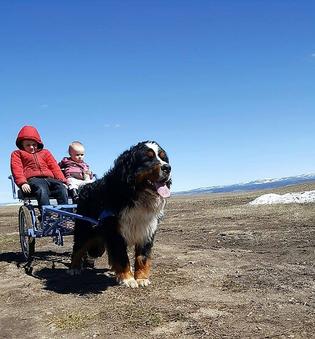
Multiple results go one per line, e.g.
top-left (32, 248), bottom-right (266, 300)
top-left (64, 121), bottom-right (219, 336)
top-left (28, 177), bottom-right (68, 209)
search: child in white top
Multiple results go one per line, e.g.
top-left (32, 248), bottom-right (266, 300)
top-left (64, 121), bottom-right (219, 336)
top-left (59, 141), bottom-right (95, 202)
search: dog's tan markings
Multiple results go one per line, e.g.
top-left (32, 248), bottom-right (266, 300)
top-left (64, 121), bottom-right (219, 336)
top-left (135, 165), bottom-right (160, 185)
top-left (112, 263), bottom-right (138, 288)
top-left (134, 255), bottom-right (151, 279)
top-left (159, 151), bottom-right (165, 160)
top-left (147, 150), bottom-right (154, 158)
top-left (111, 262), bottom-right (132, 277)
top-left (134, 255), bottom-right (152, 287)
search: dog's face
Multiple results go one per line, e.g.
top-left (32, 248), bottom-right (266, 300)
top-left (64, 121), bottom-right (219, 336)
top-left (132, 141), bottom-right (172, 198)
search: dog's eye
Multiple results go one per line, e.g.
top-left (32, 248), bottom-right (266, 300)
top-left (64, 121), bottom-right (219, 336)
top-left (159, 151), bottom-right (165, 160)
top-left (147, 151), bottom-right (155, 158)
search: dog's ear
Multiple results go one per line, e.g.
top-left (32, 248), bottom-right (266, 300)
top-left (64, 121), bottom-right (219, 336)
top-left (114, 148), bottom-right (137, 184)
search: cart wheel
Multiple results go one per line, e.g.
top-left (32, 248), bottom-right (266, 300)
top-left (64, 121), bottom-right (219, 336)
top-left (18, 206), bottom-right (35, 261)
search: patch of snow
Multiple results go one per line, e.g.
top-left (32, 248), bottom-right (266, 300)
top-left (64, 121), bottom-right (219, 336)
top-left (249, 190), bottom-right (315, 205)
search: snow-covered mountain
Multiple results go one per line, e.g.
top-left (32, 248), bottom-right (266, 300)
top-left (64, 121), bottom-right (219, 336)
top-left (175, 174), bottom-right (315, 195)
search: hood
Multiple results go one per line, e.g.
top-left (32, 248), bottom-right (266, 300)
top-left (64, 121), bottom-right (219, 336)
top-left (16, 125), bottom-right (44, 150)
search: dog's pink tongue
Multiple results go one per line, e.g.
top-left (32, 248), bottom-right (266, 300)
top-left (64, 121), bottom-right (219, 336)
top-left (156, 183), bottom-right (171, 198)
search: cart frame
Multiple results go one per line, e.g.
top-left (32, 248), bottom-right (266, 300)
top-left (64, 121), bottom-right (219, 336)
top-left (9, 175), bottom-right (98, 261)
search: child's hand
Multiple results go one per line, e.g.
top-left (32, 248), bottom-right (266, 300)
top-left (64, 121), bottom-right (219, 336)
top-left (84, 173), bottom-right (90, 180)
top-left (21, 183), bottom-right (31, 194)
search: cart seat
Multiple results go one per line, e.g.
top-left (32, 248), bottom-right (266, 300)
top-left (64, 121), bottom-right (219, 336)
top-left (8, 175), bottom-right (66, 202)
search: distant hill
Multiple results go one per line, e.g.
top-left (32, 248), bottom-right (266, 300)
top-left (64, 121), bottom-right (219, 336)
top-left (174, 174), bottom-right (315, 196)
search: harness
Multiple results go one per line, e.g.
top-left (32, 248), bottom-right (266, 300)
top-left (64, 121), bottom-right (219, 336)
top-left (74, 209), bottom-right (114, 227)
top-left (98, 209), bottom-right (115, 223)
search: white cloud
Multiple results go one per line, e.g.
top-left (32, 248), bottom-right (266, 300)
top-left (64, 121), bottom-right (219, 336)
top-left (104, 123), bottom-right (121, 128)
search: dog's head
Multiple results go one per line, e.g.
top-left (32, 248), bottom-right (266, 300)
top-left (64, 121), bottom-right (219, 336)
top-left (114, 141), bottom-right (172, 198)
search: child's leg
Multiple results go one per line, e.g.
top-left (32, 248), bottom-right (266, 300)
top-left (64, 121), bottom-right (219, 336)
top-left (67, 177), bottom-right (81, 190)
top-left (47, 178), bottom-right (68, 204)
top-left (67, 178), bottom-right (81, 202)
top-left (28, 177), bottom-right (50, 208)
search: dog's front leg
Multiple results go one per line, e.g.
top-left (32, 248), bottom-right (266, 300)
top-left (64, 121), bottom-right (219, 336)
top-left (134, 241), bottom-right (153, 287)
top-left (106, 226), bottom-right (138, 288)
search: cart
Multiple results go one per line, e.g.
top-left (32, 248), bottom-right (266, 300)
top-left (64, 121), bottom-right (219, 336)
top-left (9, 175), bottom-right (98, 261)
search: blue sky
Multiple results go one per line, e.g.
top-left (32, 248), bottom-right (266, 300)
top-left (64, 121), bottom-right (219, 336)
top-left (1, 0), bottom-right (315, 203)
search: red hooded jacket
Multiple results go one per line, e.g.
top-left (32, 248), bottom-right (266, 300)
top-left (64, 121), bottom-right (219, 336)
top-left (10, 126), bottom-right (66, 187)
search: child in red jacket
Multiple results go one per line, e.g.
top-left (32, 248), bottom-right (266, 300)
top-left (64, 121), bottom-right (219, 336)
top-left (10, 126), bottom-right (68, 211)
top-left (59, 141), bottom-right (94, 202)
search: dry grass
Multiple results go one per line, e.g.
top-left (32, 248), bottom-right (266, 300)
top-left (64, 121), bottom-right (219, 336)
top-left (0, 182), bottom-right (315, 338)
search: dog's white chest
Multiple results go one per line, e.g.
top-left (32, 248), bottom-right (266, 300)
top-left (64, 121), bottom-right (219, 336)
top-left (119, 194), bottom-right (166, 246)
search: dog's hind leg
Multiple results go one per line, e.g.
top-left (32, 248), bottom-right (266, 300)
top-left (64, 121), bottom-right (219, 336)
top-left (69, 236), bottom-right (104, 274)
top-left (84, 235), bottom-right (106, 268)
top-left (134, 241), bottom-right (154, 287)
top-left (68, 245), bottom-right (87, 275)
top-left (68, 219), bottom-right (90, 275)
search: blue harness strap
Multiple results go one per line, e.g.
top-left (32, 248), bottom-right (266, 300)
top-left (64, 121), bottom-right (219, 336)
top-left (98, 209), bottom-right (115, 222)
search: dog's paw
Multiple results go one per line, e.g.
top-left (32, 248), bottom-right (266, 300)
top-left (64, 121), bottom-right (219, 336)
top-left (83, 256), bottom-right (95, 269)
top-left (118, 277), bottom-right (139, 288)
top-left (136, 278), bottom-right (151, 287)
top-left (67, 268), bottom-right (82, 276)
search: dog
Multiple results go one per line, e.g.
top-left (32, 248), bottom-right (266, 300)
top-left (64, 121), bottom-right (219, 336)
top-left (69, 141), bottom-right (172, 288)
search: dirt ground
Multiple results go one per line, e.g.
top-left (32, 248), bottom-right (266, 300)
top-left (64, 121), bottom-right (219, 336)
top-left (0, 183), bottom-right (315, 339)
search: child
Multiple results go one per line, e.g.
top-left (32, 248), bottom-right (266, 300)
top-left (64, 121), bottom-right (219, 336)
top-left (59, 141), bottom-right (94, 202)
top-left (10, 125), bottom-right (68, 212)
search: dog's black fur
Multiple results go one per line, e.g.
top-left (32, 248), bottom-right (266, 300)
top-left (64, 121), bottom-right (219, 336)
top-left (69, 141), bottom-right (171, 287)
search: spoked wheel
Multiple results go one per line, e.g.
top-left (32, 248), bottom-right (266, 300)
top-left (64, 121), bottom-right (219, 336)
top-left (18, 206), bottom-right (36, 261)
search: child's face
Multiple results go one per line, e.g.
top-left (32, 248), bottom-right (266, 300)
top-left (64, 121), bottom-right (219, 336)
top-left (22, 139), bottom-right (38, 153)
top-left (69, 145), bottom-right (85, 163)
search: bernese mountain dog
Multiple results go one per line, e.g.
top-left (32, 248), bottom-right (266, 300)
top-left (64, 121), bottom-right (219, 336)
top-left (68, 141), bottom-right (172, 288)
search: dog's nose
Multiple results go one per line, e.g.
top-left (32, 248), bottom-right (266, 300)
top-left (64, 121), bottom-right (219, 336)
top-left (161, 164), bottom-right (171, 174)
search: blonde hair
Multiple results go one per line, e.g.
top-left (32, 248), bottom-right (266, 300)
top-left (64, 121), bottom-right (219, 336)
top-left (68, 141), bottom-right (84, 155)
